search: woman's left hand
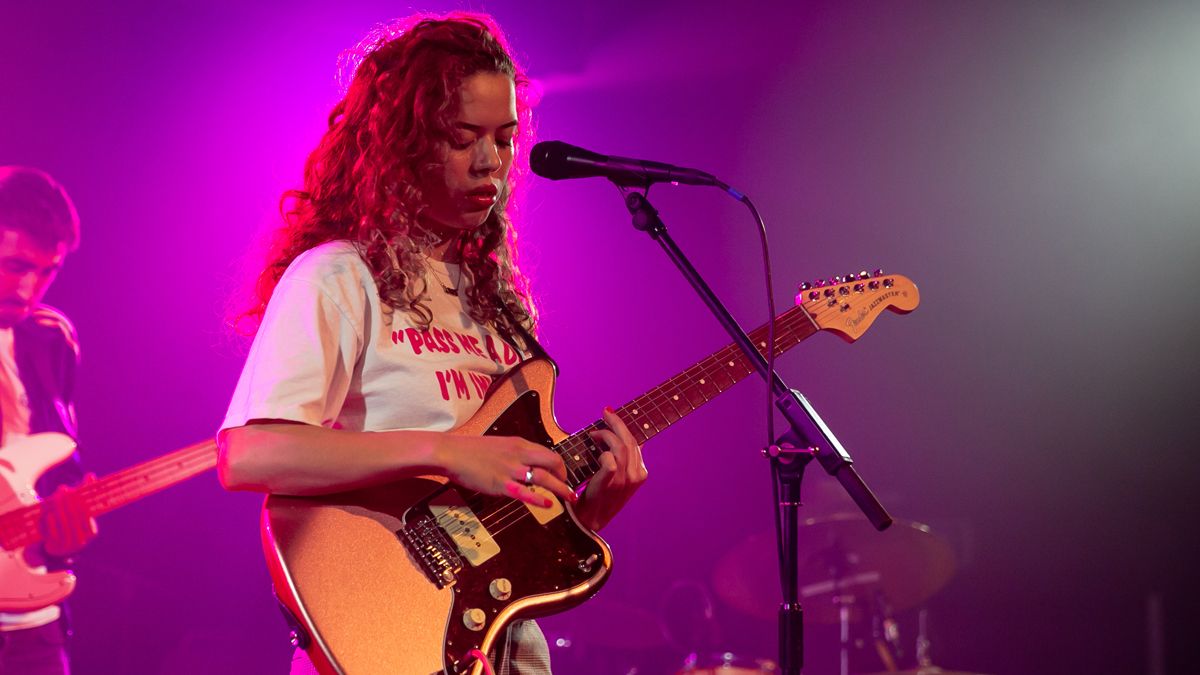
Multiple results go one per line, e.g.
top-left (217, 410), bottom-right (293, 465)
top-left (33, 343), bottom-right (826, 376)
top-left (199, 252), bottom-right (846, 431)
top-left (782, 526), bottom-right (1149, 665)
top-left (575, 407), bottom-right (647, 531)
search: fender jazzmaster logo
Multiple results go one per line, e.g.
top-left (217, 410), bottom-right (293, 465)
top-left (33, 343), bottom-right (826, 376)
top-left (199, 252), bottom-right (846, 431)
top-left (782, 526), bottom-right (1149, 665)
top-left (845, 289), bottom-right (903, 329)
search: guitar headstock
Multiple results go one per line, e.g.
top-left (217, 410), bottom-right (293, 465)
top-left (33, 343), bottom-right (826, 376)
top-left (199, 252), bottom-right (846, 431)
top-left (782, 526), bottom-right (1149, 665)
top-left (794, 269), bottom-right (919, 342)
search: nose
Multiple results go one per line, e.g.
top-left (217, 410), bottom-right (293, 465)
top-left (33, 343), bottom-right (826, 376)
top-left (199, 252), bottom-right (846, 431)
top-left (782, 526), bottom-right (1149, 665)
top-left (472, 138), bottom-right (502, 175)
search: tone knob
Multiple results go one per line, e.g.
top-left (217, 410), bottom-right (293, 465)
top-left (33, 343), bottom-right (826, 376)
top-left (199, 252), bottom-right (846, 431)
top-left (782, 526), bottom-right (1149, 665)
top-left (463, 608), bottom-right (487, 631)
top-left (490, 578), bottom-right (513, 601)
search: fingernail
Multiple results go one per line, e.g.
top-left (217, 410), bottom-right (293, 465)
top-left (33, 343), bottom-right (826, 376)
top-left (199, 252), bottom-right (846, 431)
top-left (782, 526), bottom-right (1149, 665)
top-left (604, 406), bottom-right (614, 414)
top-left (543, 498), bottom-right (553, 508)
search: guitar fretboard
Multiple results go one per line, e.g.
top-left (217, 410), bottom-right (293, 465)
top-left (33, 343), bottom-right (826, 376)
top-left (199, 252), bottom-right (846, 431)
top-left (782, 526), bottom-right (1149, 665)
top-left (0, 439), bottom-right (216, 550)
top-left (557, 303), bottom-right (818, 489)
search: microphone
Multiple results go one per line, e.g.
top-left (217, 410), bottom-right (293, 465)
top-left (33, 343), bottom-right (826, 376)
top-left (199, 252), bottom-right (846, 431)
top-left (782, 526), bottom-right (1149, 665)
top-left (530, 140), bottom-right (723, 189)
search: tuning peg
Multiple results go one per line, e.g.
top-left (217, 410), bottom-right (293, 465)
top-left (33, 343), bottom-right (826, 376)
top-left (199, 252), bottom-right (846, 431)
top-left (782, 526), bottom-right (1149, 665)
top-left (798, 281), bottom-right (812, 291)
top-left (858, 270), bottom-right (870, 280)
top-left (831, 275), bottom-right (844, 284)
top-left (844, 273), bottom-right (856, 284)
top-left (872, 268), bottom-right (884, 277)
top-left (814, 279), bottom-right (826, 288)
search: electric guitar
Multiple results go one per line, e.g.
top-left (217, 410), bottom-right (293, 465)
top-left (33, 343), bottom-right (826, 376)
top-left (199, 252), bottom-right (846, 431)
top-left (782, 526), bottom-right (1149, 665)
top-left (0, 434), bottom-right (217, 611)
top-left (262, 272), bottom-right (919, 674)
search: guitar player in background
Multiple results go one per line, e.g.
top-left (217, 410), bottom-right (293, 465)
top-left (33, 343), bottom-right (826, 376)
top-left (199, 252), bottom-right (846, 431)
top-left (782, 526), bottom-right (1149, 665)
top-left (217, 12), bottom-right (646, 674)
top-left (0, 165), bottom-right (97, 674)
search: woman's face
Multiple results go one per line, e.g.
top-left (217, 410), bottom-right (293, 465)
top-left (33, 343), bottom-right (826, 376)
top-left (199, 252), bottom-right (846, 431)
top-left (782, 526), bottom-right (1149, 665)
top-left (421, 71), bottom-right (518, 232)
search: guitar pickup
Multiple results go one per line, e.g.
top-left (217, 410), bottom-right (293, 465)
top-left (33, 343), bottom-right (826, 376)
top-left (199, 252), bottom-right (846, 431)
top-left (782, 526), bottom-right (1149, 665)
top-left (427, 490), bottom-right (501, 567)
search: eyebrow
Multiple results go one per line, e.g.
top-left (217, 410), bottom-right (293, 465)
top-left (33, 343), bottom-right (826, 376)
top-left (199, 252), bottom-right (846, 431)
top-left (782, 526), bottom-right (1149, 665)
top-left (454, 121), bottom-right (519, 132)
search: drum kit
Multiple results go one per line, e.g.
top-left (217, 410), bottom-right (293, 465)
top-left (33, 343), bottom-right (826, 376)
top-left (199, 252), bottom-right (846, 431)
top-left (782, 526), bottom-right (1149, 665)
top-left (547, 512), bottom-right (988, 674)
top-left (705, 512), bottom-right (972, 674)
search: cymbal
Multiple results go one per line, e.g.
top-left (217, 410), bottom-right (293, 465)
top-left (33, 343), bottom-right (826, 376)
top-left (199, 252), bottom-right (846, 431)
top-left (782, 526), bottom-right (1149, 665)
top-left (713, 512), bottom-right (956, 624)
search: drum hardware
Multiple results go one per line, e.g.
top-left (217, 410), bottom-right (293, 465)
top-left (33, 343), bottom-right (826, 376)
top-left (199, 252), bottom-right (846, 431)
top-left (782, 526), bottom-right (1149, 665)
top-left (713, 514), bottom-right (956, 625)
top-left (713, 513), bottom-right (962, 674)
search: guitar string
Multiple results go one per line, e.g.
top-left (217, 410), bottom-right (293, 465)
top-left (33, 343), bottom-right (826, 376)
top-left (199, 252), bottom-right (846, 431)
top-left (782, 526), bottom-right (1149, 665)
top-left (463, 323), bottom-right (794, 535)
top-left (2, 455), bottom-right (215, 547)
top-left (464, 298), bottom-right (832, 539)
top-left (471, 297), bottom-right (827, 534)
top-left (3, 284), bottom-right (890, 553)
top-left (0, 448), bottom-right (215, 546)
top-left (3, 298), bottom-right (833, 549)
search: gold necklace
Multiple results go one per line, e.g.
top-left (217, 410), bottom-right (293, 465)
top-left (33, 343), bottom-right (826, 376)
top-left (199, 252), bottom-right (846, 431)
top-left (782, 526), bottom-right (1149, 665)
top-left (429, 262), bottom-right (461, 296)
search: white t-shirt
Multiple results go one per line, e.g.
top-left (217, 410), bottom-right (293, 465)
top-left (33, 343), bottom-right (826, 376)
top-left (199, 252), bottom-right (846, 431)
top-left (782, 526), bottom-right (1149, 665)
top-left (0, 328), bottom-right (61, 630)
top-left (221, 240), bottom-right (524, 435)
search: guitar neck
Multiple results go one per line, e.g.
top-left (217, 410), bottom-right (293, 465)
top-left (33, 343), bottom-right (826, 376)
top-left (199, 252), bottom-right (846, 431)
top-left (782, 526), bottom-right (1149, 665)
top-left (81, 439), bottom-right (217, 516)
top-left (626, 304), bottom-right (819, 445)
top-left (559, 303), bottom-right (819, 487)
top-left (0, 439), bottom-right (217, 550)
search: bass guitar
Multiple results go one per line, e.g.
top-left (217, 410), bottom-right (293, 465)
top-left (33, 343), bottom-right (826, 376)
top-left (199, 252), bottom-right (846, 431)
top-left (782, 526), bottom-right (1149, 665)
top-left (0, 434), bottom-right (216, 611)
top-left (262, 271), bottom-right (919, 674)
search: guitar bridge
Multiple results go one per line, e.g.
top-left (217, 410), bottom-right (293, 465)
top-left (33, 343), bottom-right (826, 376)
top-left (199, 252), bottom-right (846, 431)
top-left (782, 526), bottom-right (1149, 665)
top-left (397, 514), bottom-right (464, 589)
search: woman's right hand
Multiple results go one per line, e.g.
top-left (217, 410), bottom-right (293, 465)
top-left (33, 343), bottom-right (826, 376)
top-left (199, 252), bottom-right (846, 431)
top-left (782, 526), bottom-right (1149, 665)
top-left (434, 434), bottom-right (577, 508)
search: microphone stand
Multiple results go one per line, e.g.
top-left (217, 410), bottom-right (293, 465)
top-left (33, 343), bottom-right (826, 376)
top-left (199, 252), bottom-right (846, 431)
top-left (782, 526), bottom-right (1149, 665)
top-left (617, 187), bottom-right (893, 675)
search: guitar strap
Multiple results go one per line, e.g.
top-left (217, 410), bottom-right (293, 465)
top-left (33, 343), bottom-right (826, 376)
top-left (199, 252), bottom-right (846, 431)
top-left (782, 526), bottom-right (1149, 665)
top-left (500, 304), bottom-right (550, 364)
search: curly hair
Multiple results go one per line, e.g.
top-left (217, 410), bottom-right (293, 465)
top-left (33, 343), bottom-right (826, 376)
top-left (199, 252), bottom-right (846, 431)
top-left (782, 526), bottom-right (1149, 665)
top-left (245, 12), bottom-right (537, 342)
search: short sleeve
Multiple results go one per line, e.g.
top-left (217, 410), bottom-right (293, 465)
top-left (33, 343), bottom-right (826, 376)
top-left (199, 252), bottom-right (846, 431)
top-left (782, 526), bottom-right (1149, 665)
top-left (220, 248), bottom-right (368, 432)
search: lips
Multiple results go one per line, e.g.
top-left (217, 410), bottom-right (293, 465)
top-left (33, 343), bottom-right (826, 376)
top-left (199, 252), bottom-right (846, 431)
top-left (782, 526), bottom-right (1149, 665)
top-left (464, 185), bottom-right (499, 210)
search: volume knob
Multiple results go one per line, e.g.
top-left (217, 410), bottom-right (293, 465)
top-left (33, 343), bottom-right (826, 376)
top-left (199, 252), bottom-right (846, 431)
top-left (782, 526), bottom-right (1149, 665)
top-left (463, 608), bottom-right (487, 631)
top-left (489, 578), bottom-right (513, 601)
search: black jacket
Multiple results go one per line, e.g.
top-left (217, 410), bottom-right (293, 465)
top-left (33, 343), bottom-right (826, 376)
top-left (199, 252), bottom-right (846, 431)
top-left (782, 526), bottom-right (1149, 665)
top-left (9, 306), bottom-right (85, 564)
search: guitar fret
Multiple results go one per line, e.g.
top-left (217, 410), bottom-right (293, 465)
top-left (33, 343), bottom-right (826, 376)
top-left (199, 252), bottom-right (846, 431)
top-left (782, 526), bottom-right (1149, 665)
top-left (0, 439), bottom-right (217, 550)
top-left (624, 398), bottom-right (662, 440)
top-left (655, 386), bottom-right (689, 421)
top-left (561, 437), bottom-right (594, 486)
top-left (707, 361), bottom-right (737, 390)
top-left (680, 376), bottom-right (709, 409)
top-left (606, 303), bottom-right (833, 447)
top-left (662, 371), bottom-right (698, 412)
top-left (642, 396), bottom-right (675, 431)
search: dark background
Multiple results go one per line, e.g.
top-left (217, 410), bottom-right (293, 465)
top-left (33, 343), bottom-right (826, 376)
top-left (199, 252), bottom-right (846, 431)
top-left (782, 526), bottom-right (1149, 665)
top-left (2, 1), bottom-right (1197, 673)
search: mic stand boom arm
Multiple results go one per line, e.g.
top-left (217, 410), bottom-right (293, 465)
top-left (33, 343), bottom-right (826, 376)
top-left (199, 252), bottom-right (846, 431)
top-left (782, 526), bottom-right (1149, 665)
top-left (619, 188), bottom-right (893, 675)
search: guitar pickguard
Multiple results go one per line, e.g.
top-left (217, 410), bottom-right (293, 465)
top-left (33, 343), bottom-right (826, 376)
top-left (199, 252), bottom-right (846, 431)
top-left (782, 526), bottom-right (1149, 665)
top-left (402, 390), bottom-right (609, 673)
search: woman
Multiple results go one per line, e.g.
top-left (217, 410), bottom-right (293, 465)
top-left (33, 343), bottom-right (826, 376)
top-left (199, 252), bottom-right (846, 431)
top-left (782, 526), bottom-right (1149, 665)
top-left (217, 12), bottom-right (646, 675)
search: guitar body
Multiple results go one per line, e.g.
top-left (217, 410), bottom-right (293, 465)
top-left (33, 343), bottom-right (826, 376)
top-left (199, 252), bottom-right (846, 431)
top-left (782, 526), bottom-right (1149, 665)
top-left (263, 358), bottom-right (613, 675)
top-left (0, 433), bottom-right (78, 611)
top-left (260, 271), bottom-right (920, 674)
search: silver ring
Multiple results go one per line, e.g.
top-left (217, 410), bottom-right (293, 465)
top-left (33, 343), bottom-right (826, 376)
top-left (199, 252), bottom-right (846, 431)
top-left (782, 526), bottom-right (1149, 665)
top-left (523, 467), bottom-right (535, 486)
